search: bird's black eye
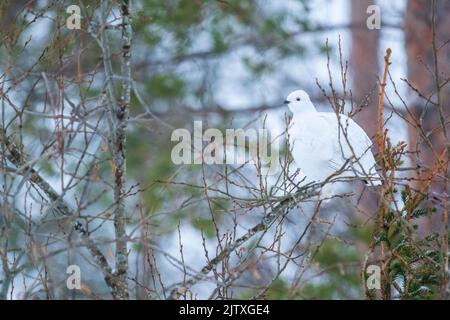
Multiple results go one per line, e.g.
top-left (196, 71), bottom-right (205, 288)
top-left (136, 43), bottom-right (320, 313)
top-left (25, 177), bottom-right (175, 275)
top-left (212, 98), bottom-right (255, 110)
top-left (296, 98), bottom-right (300, 101)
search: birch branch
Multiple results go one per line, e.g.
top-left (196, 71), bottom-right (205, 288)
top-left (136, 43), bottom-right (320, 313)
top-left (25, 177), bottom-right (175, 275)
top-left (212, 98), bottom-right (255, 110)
top-left (168, 184), bottom-right (319, 300)
top-left (99, 0), bottom-right (133, 299)
top-left (0, 127), bottom-right (120, 295)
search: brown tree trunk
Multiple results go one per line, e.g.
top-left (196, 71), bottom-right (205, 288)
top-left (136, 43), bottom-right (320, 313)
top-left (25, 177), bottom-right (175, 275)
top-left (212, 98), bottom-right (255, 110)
top-left (405, 0), bottom-right (450, 176)
top-left (405, 0), bottom-right (450, 299)
top-left (349, 0), bottom-right (380, 217)
top-left (350, 0), bottom-right (380, 140)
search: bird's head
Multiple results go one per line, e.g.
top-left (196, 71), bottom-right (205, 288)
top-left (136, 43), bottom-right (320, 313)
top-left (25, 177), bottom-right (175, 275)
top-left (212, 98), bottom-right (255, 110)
top-left (284, 90), bottom-right (315, 114)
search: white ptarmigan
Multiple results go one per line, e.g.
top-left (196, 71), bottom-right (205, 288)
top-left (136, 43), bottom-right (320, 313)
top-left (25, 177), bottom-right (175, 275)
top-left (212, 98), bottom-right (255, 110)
top-left (285, 90), bottom-right (381, 197)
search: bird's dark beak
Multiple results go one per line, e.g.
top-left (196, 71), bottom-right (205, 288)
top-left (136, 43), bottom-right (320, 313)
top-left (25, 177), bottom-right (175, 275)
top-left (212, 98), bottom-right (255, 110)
top-left (284, 100), bottom-right (290, 105)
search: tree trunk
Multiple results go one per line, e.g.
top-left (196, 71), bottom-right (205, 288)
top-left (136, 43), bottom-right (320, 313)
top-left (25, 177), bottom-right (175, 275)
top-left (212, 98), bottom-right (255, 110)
top-left (349, 0), bottom-right (380, 221)
top-left (350, 0), bottom-right (380, 140)
top-left (405, 0), bottom-right (450, 299)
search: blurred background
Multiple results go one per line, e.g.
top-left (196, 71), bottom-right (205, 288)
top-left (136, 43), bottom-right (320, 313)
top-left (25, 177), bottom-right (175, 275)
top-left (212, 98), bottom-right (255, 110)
top-left (0, 0), bottom-right (449, 299)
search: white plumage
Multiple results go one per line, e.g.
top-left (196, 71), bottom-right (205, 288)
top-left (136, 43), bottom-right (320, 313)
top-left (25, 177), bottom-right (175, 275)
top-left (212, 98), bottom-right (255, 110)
top-left (285, 90), bottom-right (381, 196)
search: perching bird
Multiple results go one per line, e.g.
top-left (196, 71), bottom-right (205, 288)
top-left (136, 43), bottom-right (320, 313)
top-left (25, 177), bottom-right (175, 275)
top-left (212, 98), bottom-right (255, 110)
top-left (285, 90), bottom-right (381, 197)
